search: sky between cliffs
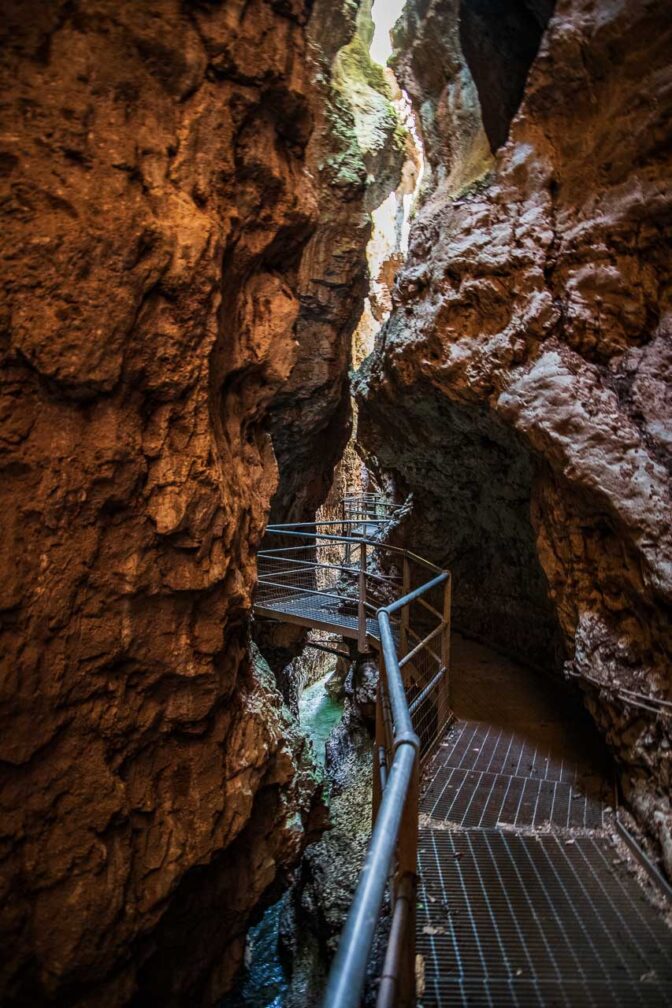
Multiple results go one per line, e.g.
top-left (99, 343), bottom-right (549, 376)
top-left (371, 0), bottom-right (405, 66)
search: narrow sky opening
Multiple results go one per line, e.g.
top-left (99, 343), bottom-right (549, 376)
top-left (370, 0), bottom-right (406, 67)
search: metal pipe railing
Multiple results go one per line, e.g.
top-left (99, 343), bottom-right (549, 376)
top-left (257, 553), bottom-right (401, 586)
top-left (323, 570), bottom-right (450, 1008)
top-left (408, 667), bottom-right (446, 717)
top-left (376, 873), bottom-right (415, 1008)
top-left (267, 518), bottom-right (389, 530)
top-left (261, 523), bottom-right (444, 575)
top-left (254, 512), bottom-right (452, 1008)
top-left (321, 741), bottom-right (417, 1008)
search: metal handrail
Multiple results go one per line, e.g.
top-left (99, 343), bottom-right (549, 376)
top-left (254, 516), bottom-right (452, 1007)
top-left (342, 492), bottom-right (399, 509)
top-left (343, 493), bottom-right (388, 499)
top-left (323, 572), bottom-right (450, 1008)
top-left (322, 741), bottom-right (417, 1008)
top-left (259, 555), bottom-right (400, 585)
top-left (267, 518), bottom-right (389, 529)
top-left (260, 523), bottom-right (444, 576)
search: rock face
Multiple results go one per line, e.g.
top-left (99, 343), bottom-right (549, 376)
top-left (0, 2), bottom-right (331, 1004)
top-left (255, 0), bottom-right (405, 701)
top-left (357, 0), bottom-right (672, 870)
top-left (268, 0), bottom-right (406, 524)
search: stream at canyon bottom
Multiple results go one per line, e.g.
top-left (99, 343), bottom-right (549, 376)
top-left (221, 671), bottom-right (344, 1008)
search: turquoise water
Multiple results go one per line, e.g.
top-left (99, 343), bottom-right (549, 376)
top-left (299, 674), bottom-right (343, 769)
top-left (220, 673), bottom-right (343, 1008)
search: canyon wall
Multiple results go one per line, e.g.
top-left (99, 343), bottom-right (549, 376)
top-left (357, 0), bottom-right (672, 870)
top-left (268, 0), bottom-right (406, 523)
top-left (0, 1), bottom-right (341, 1004)
top-left (255, 0), bottom-right (406, 699)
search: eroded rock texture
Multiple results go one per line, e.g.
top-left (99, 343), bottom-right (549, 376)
top-left (255, 0), bottom-right (405, 702)
top-left (0, 2), bottom-right (327, 1004)
top-left (268, 0), bottom-right (406, 523)
top-left (358, 0), bottom-right (672, 869)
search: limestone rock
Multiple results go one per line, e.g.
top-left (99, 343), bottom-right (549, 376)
top-left (0, 2), bottom-right (326, 1003)
top-left (267, 0), bottom-right (405, 523)
top-left (282, 704), bottom-right (376, 1008)
top-left (357, 0), bottom-right (672, 869)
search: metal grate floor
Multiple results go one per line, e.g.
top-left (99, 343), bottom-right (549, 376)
top-left (418, 832), bottom-right (672, 1006)
top-left (436, 721), bottom-right (587, 783)
top-left (421, 766), bottom-right (604, 831)
top-left (255, 592), bottom-right (381, 640)
top-left (418, 980), bottom-right (671, 1008)
top-left (416, 716), bottom-right (672, 1006)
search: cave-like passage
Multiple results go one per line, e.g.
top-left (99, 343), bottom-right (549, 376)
top-left (255, 514), bottom-right (672, 1007)
top-left (320, 0), bottom-right (425, 512)
top-left (253, 1), bottom-right (672, 1004)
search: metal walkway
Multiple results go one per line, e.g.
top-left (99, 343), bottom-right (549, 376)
top-left (417, 638), bottom-right (672, 1007)
top-left (256, 592), bottom-right (381, 642)
top-left (253, 508), bottom-right (672, 1007)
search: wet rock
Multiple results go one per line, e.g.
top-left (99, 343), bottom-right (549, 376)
top-left (347, 656), bottom-right (378, 724)
top-left (280, 640), bottom-right (384, 1005)
top-left (358, 0), bottom-right (672, 871)
top-left (283, 703), bottom-right (378, 1007)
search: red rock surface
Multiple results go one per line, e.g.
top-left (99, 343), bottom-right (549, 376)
top-left (0, 2), bottom-right (328, 1004)
top-left (255, 0), bottom-right (406, 704)
top-left (267, 0), bottom-right (405, 523)
top-left (358, 0), bottom-right (672, 871)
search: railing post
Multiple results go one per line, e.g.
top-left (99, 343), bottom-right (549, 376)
top-left (401, 557), bottom-right (410, 658)
top-left (397, 754), bottom-right (418, 1008)
top-left (441, 573), bottom-right (452, 713)
top-left (373, 664), bottom-right (386, 828)
top-left (358, 541), bottom-right (367, 653)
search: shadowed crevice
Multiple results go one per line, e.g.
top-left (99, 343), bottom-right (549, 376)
top-left (459, 0), bottom-right (555, 151)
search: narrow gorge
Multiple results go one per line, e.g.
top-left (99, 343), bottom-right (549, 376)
top-left (0, 2), bottom-right (670, 1007)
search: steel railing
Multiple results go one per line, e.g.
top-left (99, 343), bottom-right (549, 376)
top-left (255, 519), bottom-right (452, 1006)
top-left (342, 492), bottom-right (400, 527)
